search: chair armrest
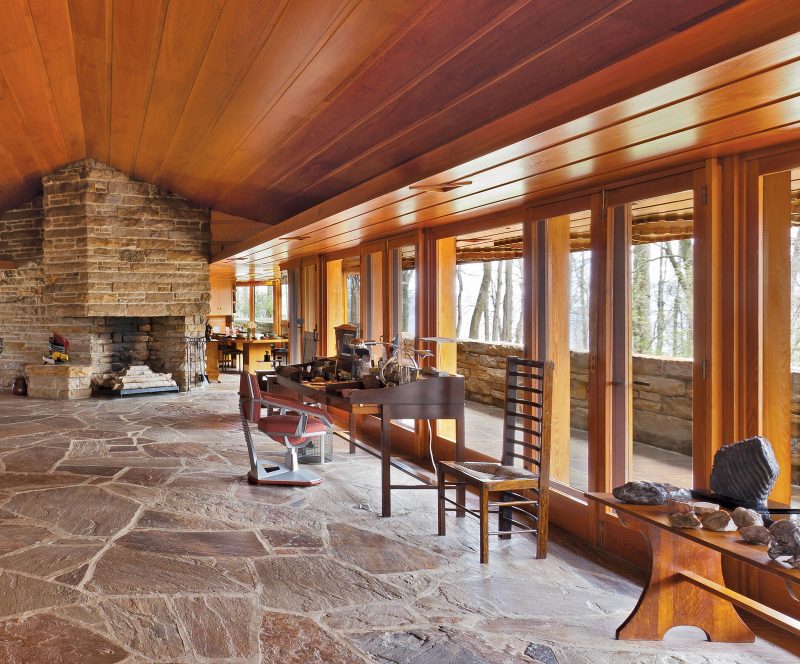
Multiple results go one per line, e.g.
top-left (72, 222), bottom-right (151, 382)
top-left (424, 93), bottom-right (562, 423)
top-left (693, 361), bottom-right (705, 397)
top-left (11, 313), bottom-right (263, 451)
top-left (258, 395), bottom-right (333, 428)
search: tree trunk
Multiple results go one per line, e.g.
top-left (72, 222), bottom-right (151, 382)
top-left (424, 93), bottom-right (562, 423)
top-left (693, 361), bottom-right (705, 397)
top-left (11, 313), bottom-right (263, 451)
top-left (631, 244), bottom-right (651, 353)
top-left (491, 262), bottom-right (503, 341)
top-left (654, 245), bottom-right (666, 355)
top-left (469, 262), bottom-right (492, 339)
top-left (456, 267), bottom-right (463, 338)
top-left (502, 260), bottom-right (514, 341)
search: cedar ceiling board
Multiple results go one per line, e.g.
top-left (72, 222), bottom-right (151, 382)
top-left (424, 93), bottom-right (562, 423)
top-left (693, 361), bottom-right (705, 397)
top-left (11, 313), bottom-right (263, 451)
top-left (213, 0), bottom-right (800, 259)
top-left (0, 1), bottom-right (68, 172)
top-left (219, 29), bottom-right (800, 262)
top-left (434, 58), bottom-right (800, 198)
top-left (233, 106), bottom-right (800, 272)
top-left (69, 0), bottom-right (112, 163)
top-left (28, 0), bottom-right (85, 161)
top-left (109, 0), bottom-right (167, 175)
top-left (196, 0), bottom-right (433, 206)
top-left (152, 0), bottom-right (291, 189)
top-left (210, 0), bottom-right (525, 208)
top-left (133, 0), bottom-right (225, 178)
top-left (245, 0), bottom-right (736, 221)
top-left (168, 0), bottom-right (357, 198)
top-left (240, 75), bottom-right (800, 261)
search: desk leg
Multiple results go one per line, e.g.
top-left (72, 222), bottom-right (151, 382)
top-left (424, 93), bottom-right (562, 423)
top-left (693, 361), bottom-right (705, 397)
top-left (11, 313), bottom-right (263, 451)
top-left (455, 412), bottom-right (466, 518)
top-left (381, 412), bottom-right (391, 518)
top-left (616, 513), bottom-right (754, 642)
top-left (349, 413), bottom-right (356, 454)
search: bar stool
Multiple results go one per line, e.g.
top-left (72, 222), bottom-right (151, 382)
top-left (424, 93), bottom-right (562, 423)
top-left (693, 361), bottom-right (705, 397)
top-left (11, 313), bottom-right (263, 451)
top-left (273, 347), bottom-right (289, 368)
top-left (220, 344), bottom-right (244, 373)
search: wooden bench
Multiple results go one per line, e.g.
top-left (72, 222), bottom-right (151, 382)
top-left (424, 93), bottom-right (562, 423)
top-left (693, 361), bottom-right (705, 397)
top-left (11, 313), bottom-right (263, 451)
top-left (586, 492), bottom-right (800, 642)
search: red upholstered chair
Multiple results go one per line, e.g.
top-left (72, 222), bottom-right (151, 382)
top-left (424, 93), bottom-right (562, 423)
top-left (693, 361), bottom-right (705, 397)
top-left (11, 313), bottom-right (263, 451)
top-left (238, 373), bottom-right (332, 486)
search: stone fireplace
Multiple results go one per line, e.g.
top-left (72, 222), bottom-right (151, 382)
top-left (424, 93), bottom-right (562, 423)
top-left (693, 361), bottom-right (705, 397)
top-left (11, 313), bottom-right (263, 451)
top-left (89, 316), bottom-right (192, 389)
top-left (0, 159), bottom-right (210, 393)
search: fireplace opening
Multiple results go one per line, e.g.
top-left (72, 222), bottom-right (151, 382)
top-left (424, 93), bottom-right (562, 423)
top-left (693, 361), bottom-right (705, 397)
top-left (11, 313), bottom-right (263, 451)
top-left (90, 317), bottom-right (187, 394)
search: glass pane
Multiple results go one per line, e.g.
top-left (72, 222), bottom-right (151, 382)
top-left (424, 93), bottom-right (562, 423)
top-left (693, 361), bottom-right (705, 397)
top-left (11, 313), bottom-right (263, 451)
top-left (628, 190), bottom-right (694, 488)
top-left (393, 245), bottom-right (416, 346)
top-left (391, 244), bottom-right (417, 430)
top-left (325, 255), bottom-right (361, 355)
top-left (346, 273), bottom-right (361, 326)
top-left (233, 286), bottom-right (250, 324)
top-left (452, 224), bottom-right (523, 454)
top-left (364, 250), bottom-right (384, 341)
top-left (454, 223), bottom-right (524, 343)
top-left (301, 264), bottom-right (317, 333)
top-left (790, 168), bottom-right (800, 506)
top-left (254, 285), bottom-right (273, 335)
top-left (281, 271), bottom-right (288, 324)
top-left (568, 210), bottom-right (592, 491)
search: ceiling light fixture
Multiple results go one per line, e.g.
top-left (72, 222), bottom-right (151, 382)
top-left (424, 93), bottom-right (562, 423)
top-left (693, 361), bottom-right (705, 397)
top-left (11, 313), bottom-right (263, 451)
top-left (409, 179), bottom-right (472, 193)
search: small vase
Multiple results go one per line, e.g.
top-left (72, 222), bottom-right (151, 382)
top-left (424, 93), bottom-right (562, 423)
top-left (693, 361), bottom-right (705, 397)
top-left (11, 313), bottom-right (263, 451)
top-left (11, 376), bottom-right (27, 396)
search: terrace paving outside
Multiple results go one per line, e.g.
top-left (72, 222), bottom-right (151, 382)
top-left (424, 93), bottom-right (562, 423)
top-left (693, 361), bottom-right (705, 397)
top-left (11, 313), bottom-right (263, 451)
top-left (0, 376), bottom-right (795, 662)
top-left (463, 401), bottom-right (693, 491)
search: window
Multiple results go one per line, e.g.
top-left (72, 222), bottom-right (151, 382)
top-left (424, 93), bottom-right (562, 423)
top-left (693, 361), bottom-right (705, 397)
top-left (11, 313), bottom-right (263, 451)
top-left (254, 285), bottom-right (274, 334)
top-left (610, 188), bottom-right (695, 489)
top-left (233, 285), bottom-right (250, 324)
top-left (281, 271), bottom-right (288, 323)
top-left (345, 272), bottom-right (361, 326)
top-left (453, 225), bottom-right (524, 343)
top-left (391, 244), bottom-right (416, 346)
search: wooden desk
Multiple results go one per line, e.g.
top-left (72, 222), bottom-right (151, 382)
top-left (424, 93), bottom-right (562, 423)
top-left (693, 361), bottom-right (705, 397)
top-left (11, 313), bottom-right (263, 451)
top-left (235, 339), bottom-right (288, 372)
top-left (586, 493), bottom-right (800, 642)
top-left (205, 340), bottom-right (220, 381)
top-left (277, 374), bottom-right (466, 517)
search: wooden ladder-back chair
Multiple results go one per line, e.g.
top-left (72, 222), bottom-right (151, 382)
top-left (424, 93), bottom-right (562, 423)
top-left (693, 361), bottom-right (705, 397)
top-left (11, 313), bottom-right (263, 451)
top-left (437, 357), bottom-right (554, 563)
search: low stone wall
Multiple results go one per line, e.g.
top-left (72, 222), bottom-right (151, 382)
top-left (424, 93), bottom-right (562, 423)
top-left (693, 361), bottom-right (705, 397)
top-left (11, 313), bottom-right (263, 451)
top-left (458, 341), bottom-right (693, 454)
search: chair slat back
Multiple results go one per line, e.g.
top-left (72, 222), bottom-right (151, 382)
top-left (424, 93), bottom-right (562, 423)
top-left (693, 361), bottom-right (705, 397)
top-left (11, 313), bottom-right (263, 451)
top-left (502, 357), bottom-right (554, 482)
top-left (238, 372), bottom-right (261, 422)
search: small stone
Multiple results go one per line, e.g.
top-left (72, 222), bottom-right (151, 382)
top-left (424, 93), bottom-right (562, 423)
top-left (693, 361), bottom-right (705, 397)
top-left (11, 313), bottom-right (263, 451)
top-left (731, 507), bottom-right (763, 528)
top-left (692, 502), bottom-right (719, 515)
top-left (666, 500), bottom-right (693, 514)
top-left (669, 512), bottom-right (701, 528)
top-left (612, 481), bottom-right (691, 505)
top-left (700, 510), bottom-right (736, 532)
top-left (740, 525), bottom-right (771, 545)
top-left (768, 520), bottom-right (800, 568)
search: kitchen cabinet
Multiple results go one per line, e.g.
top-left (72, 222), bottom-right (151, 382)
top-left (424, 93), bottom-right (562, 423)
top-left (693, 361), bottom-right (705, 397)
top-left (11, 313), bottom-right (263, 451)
top-left (210, 276), bottom-right (234, 316)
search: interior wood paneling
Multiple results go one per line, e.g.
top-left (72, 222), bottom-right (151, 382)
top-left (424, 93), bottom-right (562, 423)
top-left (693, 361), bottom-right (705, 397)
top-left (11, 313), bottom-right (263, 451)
top-left (2, 0), bottom-right (798, 256)
top-left (217, 24), bottom-right (800, 279)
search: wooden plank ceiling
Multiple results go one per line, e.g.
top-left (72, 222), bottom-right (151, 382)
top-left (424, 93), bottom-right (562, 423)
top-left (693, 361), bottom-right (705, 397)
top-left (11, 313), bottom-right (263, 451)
top-left (214, 0), bottom-right (800, 281)
top-left (2, 0), bottom-right (800, 283)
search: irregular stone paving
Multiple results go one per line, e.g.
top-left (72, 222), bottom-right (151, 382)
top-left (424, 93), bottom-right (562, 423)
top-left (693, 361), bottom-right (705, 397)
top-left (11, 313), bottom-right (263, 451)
top-left (0, 378), bottom-right (796, 663)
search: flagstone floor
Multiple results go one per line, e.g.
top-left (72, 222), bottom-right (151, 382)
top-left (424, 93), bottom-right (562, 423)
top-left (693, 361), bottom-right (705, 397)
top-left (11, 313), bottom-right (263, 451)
top-left (0, 377), bottom-right (796, 663)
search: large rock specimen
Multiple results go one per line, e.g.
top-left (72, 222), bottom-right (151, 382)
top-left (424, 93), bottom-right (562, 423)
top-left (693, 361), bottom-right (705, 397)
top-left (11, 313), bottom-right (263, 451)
top-left (768, 520), bottom-right (800, 568)
top-left (612, 481), bottom-right (691, 505)
top-left (709, 436), bottom-right (779, 508)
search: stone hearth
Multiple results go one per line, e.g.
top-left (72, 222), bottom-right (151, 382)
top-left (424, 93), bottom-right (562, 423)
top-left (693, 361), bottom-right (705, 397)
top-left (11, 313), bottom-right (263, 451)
top-left (0, 159), bottom-right (210, 391)
top-left (25, 364), bottom-right (92, 400)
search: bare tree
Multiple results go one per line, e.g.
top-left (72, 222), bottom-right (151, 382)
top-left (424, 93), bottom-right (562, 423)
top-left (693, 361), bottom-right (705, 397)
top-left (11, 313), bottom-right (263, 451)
top-left (631, 244), bottom-right (651, 353)
top-left (502, 259), bottom-right (513, 341)
top-left (469, 262), bottom-right (493, 339)
top-left (456, 268), bottom-right (463, 338)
